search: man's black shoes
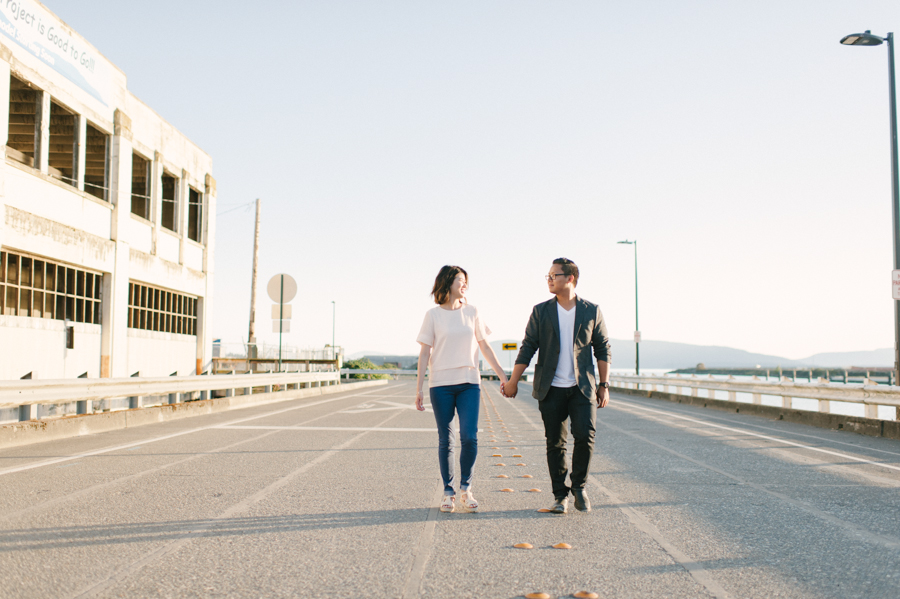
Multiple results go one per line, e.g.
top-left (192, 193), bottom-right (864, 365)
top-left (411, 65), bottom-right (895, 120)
top-left (573, 489), bottom-right (591, 512)
top-left (549, 497), bottom-right (568, 514)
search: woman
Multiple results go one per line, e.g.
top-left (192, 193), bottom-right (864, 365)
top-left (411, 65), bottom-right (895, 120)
top-left (415, 265), bottom-right (508, 513)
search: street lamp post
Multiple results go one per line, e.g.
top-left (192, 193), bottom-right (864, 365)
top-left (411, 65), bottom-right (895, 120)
top-left (840, 30), bottom-right (900, 385)
top-left (618, 240), bottom-right (640, 375)
top-left (331, 301), bottom-right (336, 361)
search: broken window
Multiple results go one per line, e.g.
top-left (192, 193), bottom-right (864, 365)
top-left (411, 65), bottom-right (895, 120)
top-left (0, 249), bottom-right (102, 323)
top-left (7, 75), bottom-right (37, 168)
top-left (161, 172), bottom-right (178, 231)
top-left (187, 187), bottom-right (202, 242)
top-left (48, 100), bottom-right (76, 187)
top-left (131, 153), bottom-right (151, 219)
top-left (84, 123), bottom-right (108, 201)
top-left (128, 281), bottom-right (197, 335)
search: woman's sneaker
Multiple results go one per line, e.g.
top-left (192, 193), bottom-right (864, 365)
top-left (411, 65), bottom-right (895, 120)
top-left (440, 494), bottom-right (456, 513)
top-left (460, 489), bottom-right (479, 512)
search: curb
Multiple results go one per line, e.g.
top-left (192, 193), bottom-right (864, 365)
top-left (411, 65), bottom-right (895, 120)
top-left (0, 380), bottom-right (389, 450)
top-left (612, 386), bottom-right (900, 441)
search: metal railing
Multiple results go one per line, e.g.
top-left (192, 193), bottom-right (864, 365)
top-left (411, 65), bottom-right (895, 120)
top-left (1, 371), bottom-right (340, 422)
top-left (611, 373), bottom-right (900, 420)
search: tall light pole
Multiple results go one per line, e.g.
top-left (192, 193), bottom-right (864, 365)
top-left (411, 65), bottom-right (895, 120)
top-left (840, 31), bottom-right (899, 385)
top-left (618, 240), bottom-right (640, 375)
top-left (331, 301), bottom-right (336, 360)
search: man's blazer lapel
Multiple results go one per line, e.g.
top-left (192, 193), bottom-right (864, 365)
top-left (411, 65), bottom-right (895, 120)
top-left (573, 297), bottom-right (588, 347)
top-left (548, 297), bottom-right (560, 342)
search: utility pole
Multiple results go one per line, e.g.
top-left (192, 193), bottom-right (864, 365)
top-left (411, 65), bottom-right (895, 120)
top-left (247, 198), bottom-right (261, 360)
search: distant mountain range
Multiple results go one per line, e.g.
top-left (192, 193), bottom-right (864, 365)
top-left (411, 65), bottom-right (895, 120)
top-left (351, 340), bottom-right (893, 369)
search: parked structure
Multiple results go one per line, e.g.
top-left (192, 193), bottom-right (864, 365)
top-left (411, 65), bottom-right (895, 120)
top-left (0, 1), bottom-right (216, 379)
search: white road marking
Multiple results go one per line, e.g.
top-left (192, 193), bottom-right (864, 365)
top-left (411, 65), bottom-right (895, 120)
top-left (0, 386), bottom-right (393, 477)
top-left (215, 425), bottom-right (439, 432)
top-left (615, 400), bottom-right (900, 474)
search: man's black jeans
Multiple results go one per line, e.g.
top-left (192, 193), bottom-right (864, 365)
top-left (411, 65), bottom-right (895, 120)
top-left (538, 385), bottom-right (596, 500)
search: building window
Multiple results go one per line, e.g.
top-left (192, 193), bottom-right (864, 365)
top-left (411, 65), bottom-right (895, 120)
top-left (84, 123), bottom-right (109, 201)
top-left (49, 100), bottom-right (76, 187)
top-left (187, 187), bottom-right (202, 242)
top-left (131, 153), bottom-right (151, 219)
top-left (128, 282), bottom-right (197, 335)
top-left (7, 75), bottom-right (36, 168)
top-left (161, 173), bottom-right (178, 231)
top-left (0, 249), bottom-right (102, 323)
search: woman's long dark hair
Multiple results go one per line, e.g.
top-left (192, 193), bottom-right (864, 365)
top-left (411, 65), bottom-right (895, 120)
top-left (431, 265), bottom-right (468, 305)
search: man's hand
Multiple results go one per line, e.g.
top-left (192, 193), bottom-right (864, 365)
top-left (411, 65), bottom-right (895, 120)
top-left (596, 387), bottom-right (609, 408)
top-left (503, 380), bottom-right (518, 398)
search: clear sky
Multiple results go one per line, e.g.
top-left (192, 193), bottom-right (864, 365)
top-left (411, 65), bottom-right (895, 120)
top-left (49, 0), bottom-right (899, 359)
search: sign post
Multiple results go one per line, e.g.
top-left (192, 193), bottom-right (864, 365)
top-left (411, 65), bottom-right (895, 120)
top-left (502, 343), bottom-right (518, 376)
top-left (267, 274), bottom-right (297, 372)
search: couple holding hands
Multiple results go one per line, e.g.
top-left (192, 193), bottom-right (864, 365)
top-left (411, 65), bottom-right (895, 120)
top-left (415, 258), bottom-right (611, 514)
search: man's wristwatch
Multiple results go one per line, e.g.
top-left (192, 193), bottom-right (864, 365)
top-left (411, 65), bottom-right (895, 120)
top-left (598, 382), bottom-right (610, 389)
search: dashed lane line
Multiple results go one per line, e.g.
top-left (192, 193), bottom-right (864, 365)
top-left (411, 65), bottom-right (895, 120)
top-left (0, 385), bottom-right (401, 478)
top-left (613, 399), bottom-right (900, 474)
top-left (66, 409), bottom-right (407, 599)
top-left (486, 382), bottom-right (733, 599)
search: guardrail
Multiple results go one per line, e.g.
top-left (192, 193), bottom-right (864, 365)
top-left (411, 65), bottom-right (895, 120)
top-left (339, 369), bottom-right (531, 381)
top-left (1, 371), bottom-right (340, 422)
top-left (611, 373), bottom-right (900, 420)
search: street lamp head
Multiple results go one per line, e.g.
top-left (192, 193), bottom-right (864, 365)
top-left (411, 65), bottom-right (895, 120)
top-left (840, 30), bottom-right (884, 46)
top-left (618, 240), bottom-right (634, 245)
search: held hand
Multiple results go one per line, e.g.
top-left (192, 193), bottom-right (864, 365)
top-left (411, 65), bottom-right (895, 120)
top-left (415, 391), bottom-right (425, 411)
top-left (504, 380), bottom-right (518, 398)
top-left (499, 380), bottom-right (509, 397)
top-left (597, 387), bottom-right (609, 409)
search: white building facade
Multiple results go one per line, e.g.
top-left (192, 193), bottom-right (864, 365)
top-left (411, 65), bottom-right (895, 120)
top-left (0, 1), bottom-right (216, 380)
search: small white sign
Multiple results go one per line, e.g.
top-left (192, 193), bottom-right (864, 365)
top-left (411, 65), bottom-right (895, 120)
top-left (634, 331), bottom-right (641, 343)
top-left (271, 304), bottom-right (292, 319)
top-left (267, 274), bottom-right (297, 303)
top-left (893, 270), bottom-right (900, 300)
top-left (273, 320), bottom-right (291, 333)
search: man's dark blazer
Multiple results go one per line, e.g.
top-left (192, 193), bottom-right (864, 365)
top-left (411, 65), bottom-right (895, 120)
top-left (514, 296), bottom-right (611, 401)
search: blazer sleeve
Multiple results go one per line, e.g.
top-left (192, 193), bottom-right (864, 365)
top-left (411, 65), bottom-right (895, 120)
top-left (592, 306), bottom-right (611, 364)
top-left (515, 305), bottom-right (541, 366)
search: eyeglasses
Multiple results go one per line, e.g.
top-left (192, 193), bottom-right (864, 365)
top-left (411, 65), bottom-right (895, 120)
top-left (545, 273), bottom-right (568, 282)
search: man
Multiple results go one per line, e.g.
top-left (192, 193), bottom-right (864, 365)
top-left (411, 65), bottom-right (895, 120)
top-left (502, 258), bottom-right (611, 514)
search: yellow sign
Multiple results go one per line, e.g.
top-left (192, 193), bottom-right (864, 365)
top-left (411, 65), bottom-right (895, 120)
top-left (503, 343), bottom-right (518, 351)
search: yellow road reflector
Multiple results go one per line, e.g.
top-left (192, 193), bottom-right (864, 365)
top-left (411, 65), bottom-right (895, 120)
top-left (492, 454), bottom-right (502, 457)
top-left (516, 463), bottom-right (527, 466)
top-left (527, 488), bottom-right (541, 493)
top-left (514, 543), bottom-right (533, 549)
top-left (574, 592), bottom-right (599, 599)
top-left (500, 488), bottom-right (514, 492)
top-left (521, 475), bottom-right (534, 478)
top-left (537, 508), bottom-right (551, 513)
top-left (524, 593), bottom-right (549, 599)
top-left (495, 463), bottom-right (506, 466)
top-left (496, 474), bottom-right (509, 478)
top-left (512, 454), bottom-right (523, 458)
top-left (552, 543), bottom-right (572, 549)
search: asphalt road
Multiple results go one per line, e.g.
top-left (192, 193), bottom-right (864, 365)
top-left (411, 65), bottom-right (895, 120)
top-left (2, 381), bottom-right (900, 599)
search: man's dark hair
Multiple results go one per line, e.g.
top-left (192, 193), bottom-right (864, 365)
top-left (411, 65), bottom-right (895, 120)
top-left (431, 265), bottom-right (468, 305)
top-left (553, 257), bottom-right (579, 287)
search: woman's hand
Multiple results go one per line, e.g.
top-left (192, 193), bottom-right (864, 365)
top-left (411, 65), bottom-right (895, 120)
top-left (415, 390), bottom-right (425, 411)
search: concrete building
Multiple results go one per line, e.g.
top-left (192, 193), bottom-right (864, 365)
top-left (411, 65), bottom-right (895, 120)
top-left (0, 1), bottom-right (216, 380)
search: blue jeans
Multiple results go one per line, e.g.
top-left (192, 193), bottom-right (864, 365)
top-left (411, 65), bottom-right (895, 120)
top-left (430, 383), bottom-right (480, 495)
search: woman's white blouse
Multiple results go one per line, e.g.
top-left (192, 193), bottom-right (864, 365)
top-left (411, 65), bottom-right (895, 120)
top-left (416, 304), bottom-right (491, 387)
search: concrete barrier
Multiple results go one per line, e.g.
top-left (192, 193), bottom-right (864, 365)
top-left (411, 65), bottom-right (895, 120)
top-left (0, 379), bottom-right (388, 450)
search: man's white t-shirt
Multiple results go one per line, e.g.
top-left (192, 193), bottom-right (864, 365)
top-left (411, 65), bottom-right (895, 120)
top-left (551, 302), bottom-right (577, 388)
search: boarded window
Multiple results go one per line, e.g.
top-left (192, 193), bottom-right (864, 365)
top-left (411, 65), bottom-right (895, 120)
top-left (48, 100), bottom-right (76, 186)
top-left (7, 75), bottom-right (37, 168)
top-left (0, 249), bottom-right (102, 323)
top-left (131, 153), bottom-right (151, 219)
top-left (187, 187), bottom-right (202, 242)
top-left (84, 123), bottom-right (108, 201)
top-left (161, 173), bottom-right (178, 231)
top-left (128, 281), bottom-right (197, 335)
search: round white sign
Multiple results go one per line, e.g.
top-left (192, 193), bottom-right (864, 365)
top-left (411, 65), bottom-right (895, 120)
top-left (267, 274), bottom-right (297, 303)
